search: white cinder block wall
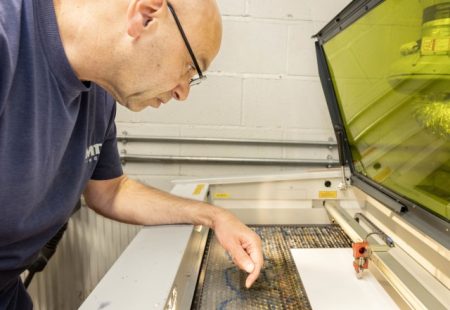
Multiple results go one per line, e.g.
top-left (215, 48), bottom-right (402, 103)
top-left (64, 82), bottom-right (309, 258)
top-left (116, 0), bottom-right (352, 190)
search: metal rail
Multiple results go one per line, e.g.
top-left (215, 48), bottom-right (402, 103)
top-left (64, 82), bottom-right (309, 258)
top-left (117, 134), bottom-right (337, 148)
top-left (120, 154), bottom-right (339, 167)
top-left (118, 134), bottom-right (338, 166)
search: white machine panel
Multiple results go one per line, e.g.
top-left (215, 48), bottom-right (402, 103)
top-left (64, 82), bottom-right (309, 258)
top-left (291, 248), bottom-right (399, 310)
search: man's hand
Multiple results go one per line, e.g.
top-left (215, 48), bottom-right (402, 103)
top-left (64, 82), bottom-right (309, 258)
top-left (212, 210), bottom-right (263, 288)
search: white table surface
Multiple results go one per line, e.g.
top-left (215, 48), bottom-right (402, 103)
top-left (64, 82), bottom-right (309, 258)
top-left (291, 248), bottom-right (399, 310)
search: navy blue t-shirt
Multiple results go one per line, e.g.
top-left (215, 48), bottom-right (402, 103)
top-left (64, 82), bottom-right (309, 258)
top-left (0, 0), bottom-right (123, 300)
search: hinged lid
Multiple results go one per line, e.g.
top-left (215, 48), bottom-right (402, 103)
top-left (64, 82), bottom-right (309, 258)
top-left (314, 0), bottom-right (450, 231)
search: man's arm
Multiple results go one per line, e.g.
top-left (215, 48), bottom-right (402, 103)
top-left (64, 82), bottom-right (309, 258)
top-left (83, 175), bottom-right (263, 288)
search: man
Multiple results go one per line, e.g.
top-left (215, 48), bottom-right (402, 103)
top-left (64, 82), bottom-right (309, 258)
top-left (0, 0), bottom-right (263, 308)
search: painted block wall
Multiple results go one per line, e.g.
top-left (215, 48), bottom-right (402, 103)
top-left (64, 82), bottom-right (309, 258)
top-left (116, 0), bottom-right (352, 190)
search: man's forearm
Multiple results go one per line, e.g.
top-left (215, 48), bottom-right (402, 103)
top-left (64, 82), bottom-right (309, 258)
top-left (84, 175), bottom-right (264, 288)
top-left (84, 176), bottom-right (222, 228)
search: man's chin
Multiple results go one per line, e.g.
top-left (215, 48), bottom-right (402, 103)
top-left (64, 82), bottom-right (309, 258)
top-left (126, 104), bottom-right (147, 112)
top-left (121, 100), bottom-right (161, 112)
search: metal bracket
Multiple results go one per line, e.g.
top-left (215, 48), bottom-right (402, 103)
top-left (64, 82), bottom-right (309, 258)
top-left (355, 212), bottom-right (395, 249)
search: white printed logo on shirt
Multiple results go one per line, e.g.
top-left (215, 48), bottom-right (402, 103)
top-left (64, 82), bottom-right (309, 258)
top-left (85, 143), bottom-right (102, 163)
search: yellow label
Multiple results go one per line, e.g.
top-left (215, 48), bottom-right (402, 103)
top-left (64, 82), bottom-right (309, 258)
top-left (421, 37), bottom-right (450, 55)
top-left (192, 184), bottom-right (205, 195)
top-left (434, 38), bottom-right (450, 53)
top-left (421, 37), bottom-right (434, 54)
top-left (214, 193), bottom-right (230, 199)
top-left (319, 191), bottom-right (337, 199)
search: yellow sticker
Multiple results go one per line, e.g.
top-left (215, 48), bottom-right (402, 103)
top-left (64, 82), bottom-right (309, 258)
top-left (214, 193), bottom-right (230, 199)
top-left (319, 191), bottom-right (337, 199)
top-left (192, 184), bottom-right (205, 195)
top-left (421, 37), bottom-right (434, 54)
top-left (421, 37), bottom-right (450, 55)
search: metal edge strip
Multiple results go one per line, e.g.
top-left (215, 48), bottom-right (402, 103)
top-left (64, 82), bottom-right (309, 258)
top-left (315, 41), bottom-right (354, 171)
top-left (313, 0), bottom-right (385, 44)
top-left (352, 175), bottom-right (450, 228)
top-left (164, 226), bottom-right (210, 310)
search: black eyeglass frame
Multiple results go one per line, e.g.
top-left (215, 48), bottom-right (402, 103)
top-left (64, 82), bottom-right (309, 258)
top-left (167, 2), bottom-right (206, 86)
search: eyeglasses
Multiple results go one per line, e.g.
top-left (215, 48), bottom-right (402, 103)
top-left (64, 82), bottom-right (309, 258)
top-left (167, 2), bottom-right (206, 86)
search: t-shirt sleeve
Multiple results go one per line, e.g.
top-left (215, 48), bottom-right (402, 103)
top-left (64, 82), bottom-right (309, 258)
top-left (90, 103), bottom-right (123, 180)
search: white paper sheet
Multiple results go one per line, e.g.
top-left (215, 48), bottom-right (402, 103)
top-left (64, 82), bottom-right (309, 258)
top-left (291, 248), bottom-right (399, 310)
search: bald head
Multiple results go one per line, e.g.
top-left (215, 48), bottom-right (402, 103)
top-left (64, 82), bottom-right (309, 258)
top-left (168, 0), bottom-right (222, 70)
top-left (54, 0), bottom-right (223, 110)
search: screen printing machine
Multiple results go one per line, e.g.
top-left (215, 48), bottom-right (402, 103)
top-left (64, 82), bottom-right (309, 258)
top-left (80, 1), bottom-right (449, 309)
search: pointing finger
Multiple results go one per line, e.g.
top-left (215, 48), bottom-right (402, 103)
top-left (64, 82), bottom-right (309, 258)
top-left (245, 240), bottom-right (263, 288)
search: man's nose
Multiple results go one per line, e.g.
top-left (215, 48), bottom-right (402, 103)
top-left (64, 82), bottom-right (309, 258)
top-left (171, 83), bottom-right (190, 101)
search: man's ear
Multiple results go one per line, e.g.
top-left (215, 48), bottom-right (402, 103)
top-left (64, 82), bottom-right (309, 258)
top-left (127, 0), bottom-right (168, 38)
